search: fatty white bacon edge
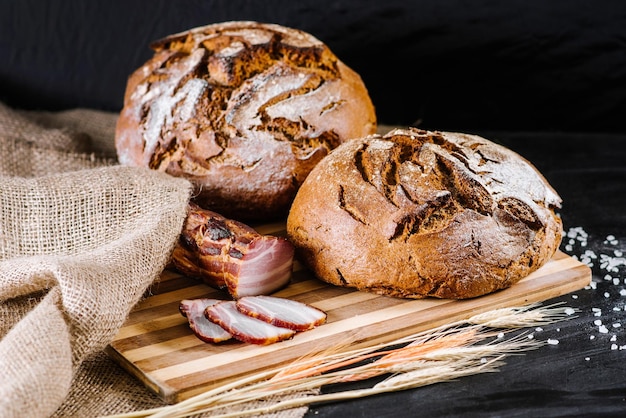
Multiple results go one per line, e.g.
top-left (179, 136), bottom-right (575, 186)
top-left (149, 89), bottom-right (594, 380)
top-left (171, 203), bottom-right (294, 299)
top-left (236, 295), bottom-right (327, 331)
top-left (232, 238), bottom-right (294, 298)
top-left (205, 301), bottom-right (296, 345)
top-left (179, 299), bottom-right (233, 343)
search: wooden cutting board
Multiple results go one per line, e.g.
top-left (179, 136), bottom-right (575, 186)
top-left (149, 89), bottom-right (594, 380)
top-left (106, 221), bottom-right (591, 404)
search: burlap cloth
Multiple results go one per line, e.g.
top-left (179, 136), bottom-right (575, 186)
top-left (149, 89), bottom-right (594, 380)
top-left (0, 102), bottom-right (311, 418)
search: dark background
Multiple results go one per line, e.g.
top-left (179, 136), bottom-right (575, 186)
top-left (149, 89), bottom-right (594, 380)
top-left (3, 2), bottom-right (626, 417)
top-left (1, 0), bottom-right (625, 133)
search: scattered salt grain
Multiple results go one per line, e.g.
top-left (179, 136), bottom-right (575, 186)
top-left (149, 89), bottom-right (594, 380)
top-left (535, 327), bottom-right (543, 332)
top-left (564, 307), bottom-right (576, 315)
top-left (497, 332), bottom-right (504, 339)
top-left (599, 254), bottom-right (626, 273)
top-left (561, 227), bottom-right (626, 361)
top-left (566, 226), bottom-right (588, 244)
top-left (581, 250), bottom-right (597, 267)
top-left (585, 250), bottom-right (597, 258)
top-left (547, 339), bottom-right (559, 345)
top-left (527, 334), bottom-right (534, 339)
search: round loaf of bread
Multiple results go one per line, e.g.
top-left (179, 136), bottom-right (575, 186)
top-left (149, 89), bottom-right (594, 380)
top-left (286, 128), bottom-right (563, 299)
top-left (115, 21), bottom-right (376, 220)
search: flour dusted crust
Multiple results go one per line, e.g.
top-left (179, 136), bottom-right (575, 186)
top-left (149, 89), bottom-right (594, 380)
top-left (286, 128), bottom-right (563, 299)
top-left (115, 21), bottom-right (376, 220)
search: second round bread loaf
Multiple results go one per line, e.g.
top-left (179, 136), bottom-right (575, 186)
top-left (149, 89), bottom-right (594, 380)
top-left (287, 128), bottom-right (563, 299)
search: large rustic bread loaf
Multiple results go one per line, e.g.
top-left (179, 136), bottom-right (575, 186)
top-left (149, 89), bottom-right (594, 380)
top-left (286, 128), bottom-right (563, 299)
top-left (115, 21), bottom-right (376, 220)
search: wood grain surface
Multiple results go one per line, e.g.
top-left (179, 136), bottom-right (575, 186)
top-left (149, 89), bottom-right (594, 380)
top-left (107, 222), bottom-right (591, 404)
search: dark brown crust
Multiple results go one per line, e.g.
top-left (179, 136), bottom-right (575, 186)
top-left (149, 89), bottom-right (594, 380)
top-left (286, 128), bottom-right (563, 299)
top-left (115, 21), bottom-right (376, 220)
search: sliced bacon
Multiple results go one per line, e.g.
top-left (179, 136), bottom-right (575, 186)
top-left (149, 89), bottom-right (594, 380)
top-left (171, 203), bottom-right (294, 298)
top-left (179, 298), bottom-right (232, 343)
top-left (205, 301), bottom-right (296, 345)
top-left (236, 295), bottom-right (327, 331)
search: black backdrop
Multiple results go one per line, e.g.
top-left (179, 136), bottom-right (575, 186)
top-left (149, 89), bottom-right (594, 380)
top-left (1, 0), bottom-right (625, 133)
top-left (3, 4), bottom-right (626, 417)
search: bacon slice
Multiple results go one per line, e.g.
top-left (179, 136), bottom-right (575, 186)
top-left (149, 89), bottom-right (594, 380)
top-left (179, 298), bottom-right (232, 343)
top-left (171, 203), bottom-right (294, 298)
top-left (205, 301), bottom-right (296, 345)
top-left (236, 296), bottom-right (327, 331)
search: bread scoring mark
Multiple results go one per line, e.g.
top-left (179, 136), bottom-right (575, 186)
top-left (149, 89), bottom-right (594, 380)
top-left (417, 193), bottom-right (457, 232)
top-left (348, 128), bottom-right (559, 243)
top-left (469, 145), bottom-right (501, 166)
top-left (351, 134), bottom-right (466, 241)
top-left (433, 152), bottom-right (494, 217)
top-left (254, 70), bottom-right (324, 120)
top-left (319, 100), bottom-right (346, 115)
top-left (467, 230), bottom-right (483, 255)
top-left (239, 157), bottom-right (263, 173)
top-left (338, 185), bottom-right (367, 225)
top-left (390, 213), bottom-right (422, 242)
top-left (388, 184), bottom-right (458, 242)
top-left (425, 280), bottom-right (446, 298)
top-left (497, 196), bottom-right (544, 230)
top-left (335, 268), bottom-right (348, 286)
top-left (137, 47), bottom-right (207, 168)
top-left (158, 22), bottom-right (339, 87)
top-left (139, 22), bottom-right (344, 174)
top-left (353, 142), bottom-right (371, 184)
top-left (146, 77), bottom-right (209, 169)
top-left (246, 68), bottom-right (341, 157)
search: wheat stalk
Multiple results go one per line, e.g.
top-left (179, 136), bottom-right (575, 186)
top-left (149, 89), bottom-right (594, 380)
top-left (103, 303), bottom-right (575, 418)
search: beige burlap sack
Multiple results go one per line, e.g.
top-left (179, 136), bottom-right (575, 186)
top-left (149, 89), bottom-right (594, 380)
top-left (0, 102), bottom-right (312, 418)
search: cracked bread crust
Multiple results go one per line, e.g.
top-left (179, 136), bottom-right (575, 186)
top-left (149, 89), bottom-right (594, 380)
top-left (286, 128), bottom-right (563, 299)
top-left (115, 21), bottom-right (376, 220)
